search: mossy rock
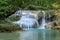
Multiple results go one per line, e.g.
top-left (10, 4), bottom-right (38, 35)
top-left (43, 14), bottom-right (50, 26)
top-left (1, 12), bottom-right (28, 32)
top-left (0, 20), bottom-right (22, 32)
top-left (8, 15), bottom-right (21, 22)
top-left (0, 23), bottom-right (22, 32)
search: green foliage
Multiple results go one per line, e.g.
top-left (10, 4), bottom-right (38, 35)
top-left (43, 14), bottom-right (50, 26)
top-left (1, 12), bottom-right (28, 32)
top-left (0, 0), bottom-right (20, 19)
top-left (0, 0), bottom-right (60, 19)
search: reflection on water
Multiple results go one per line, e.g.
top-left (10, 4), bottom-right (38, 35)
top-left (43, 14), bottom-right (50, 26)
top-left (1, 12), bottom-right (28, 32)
top-left (0, 30), bottom-right (60, 40)
top-left (19, 31), bottom-right (38, 40)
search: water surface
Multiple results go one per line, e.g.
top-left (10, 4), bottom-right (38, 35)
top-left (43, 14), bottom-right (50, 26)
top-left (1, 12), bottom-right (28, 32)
top-left (0, 29), bottom-right (60, 40)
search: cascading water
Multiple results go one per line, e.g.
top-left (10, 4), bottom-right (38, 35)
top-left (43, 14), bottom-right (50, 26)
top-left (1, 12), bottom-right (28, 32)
top-left (12, 10), bottom-right (40, 30)
top-left (38, 11), bottom-right (46, 29)
top-left (8, 10), bottom-right (48, 30)
top-left (19, 15), bottom-right (39, 30)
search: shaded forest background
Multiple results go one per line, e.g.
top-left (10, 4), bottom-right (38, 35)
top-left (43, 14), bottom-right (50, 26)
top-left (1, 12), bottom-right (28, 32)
top-left (0, 0), bottom-right (60, 19)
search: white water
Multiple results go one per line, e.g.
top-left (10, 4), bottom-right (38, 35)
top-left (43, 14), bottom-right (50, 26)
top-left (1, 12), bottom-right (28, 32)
top-left (38, 11), bottom-right (46, 29)
top-left (12, 10), bottom-right (40, 30)
top-left (19, 16), bottom-right (39, 30)
top-left (8, 10), bottom-right (47, 30)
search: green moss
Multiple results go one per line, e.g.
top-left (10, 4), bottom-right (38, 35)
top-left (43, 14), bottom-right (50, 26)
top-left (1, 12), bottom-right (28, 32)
top-left (9, 15), bottom-right (21, 21)
top-left (0, 20), bottom-right (22, 32)
top-left (0, 0), bottom-right (60, 19)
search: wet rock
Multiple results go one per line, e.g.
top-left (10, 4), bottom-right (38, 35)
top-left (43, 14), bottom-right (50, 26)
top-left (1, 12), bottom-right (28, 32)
top-left (53, 26), bottom-right (60, 30)
top-left (45, 21), bottom-right (60, 30)
top-left (45, 21), bottom-right (57, 30)
top-left (45, 23), bottom-right (53, 30)
top-left (14, 10), bottom-right (42, 20)
top-left (7, 15), bottom-right (21, 22)
top-left (14, 10), bottom-right (22, 16)
top-left (45, 10), bottom-right (56, 22)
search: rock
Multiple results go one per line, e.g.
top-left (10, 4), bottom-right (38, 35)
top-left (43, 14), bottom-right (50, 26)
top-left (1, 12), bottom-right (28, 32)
top-left (14, 10), bottom-right (22, 16)
top-left (53, 26), bottom-right (60, 30)
top-left (45, 21), bottom-right (58, 30)
top-left (8, 15), bottom-right (21, 22)
top-left (45, 10), bottom-right (56, 22)
top-left (45, 24), bottom-right (53, 30)
top-left (14, 10), bottom-right (42, 20)
top-left (45, 21), bottom-right (60, 30)
top-left (45, 22), bottom-right (55, 29)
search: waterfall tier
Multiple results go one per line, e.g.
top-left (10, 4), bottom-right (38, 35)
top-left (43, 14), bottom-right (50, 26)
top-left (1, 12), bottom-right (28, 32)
top-left (38, 11), bottom-right (46, 29)
top-left (7, 10), bottom-right (51, 30)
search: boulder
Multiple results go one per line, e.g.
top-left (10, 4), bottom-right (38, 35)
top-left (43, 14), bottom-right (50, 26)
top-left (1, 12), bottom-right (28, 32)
top-left (53, 26), bottom-right (60, 30)
top-left (45, 24), bottom-right (53, 30)
top-left (45, 23), bottom-right (54, 29)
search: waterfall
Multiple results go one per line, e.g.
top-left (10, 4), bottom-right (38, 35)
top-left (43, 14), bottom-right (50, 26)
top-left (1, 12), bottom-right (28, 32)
top-left (12, 10), bottom-right (39, 30)
top-left (8, 10), bottom-right (49, 30)
top-left (38, 11), bottom-right (46, 29)
top-left (19, 16), bottom-right (39, 30)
